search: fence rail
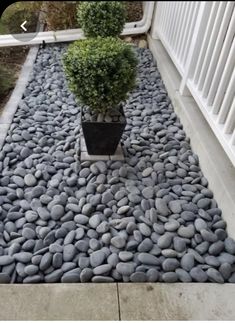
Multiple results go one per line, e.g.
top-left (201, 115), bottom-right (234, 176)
top-left (152, 1), bottom-right (235, 166)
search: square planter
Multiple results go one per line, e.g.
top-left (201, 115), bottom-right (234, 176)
top-left (81, 107), bottom-right (126, 155)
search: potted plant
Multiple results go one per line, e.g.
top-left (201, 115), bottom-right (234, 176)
top-left (62, 1), bottom-right (138, 155)
top-left (63, 37), bottom-right (137, 155)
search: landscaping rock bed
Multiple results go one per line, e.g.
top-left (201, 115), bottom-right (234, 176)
top-left (0, 44), bottom-right (235, 284)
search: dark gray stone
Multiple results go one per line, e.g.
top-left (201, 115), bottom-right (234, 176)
top-left (224, 237), bottom-right (235, 255)
top-left (130, 272), bottom-right (147, 282)
top-left (190, 267), bottom-right (208, 282)
top-left (155, 198), bottom-right (170, 216)
top-left (90, 250), bottom-right (106, 268)
top-left (138, 253), bottom-right (160, 265)
top-left (207, 268), bottom-right (224, 283)
top-left (162, 258), bottom-right (179, 271)
top-left (162, 272), bottom-right (178, 283)
top-left (116, 262), bottom-right (135, 276)
top-left (181, 253), bottom-right (195, 271)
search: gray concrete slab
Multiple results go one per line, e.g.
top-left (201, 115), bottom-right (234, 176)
top-left (0, 283), bottom-right (119, 320)
top-left (119, 283), bottom-right (235, 320)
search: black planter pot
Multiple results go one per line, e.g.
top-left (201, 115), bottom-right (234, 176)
top-left (81, 107), bottom-right (126, 155)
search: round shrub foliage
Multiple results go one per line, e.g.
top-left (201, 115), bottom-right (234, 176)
top-left (63, 37), bottom-right (138, 114)
top-left (77, 1), bottom-right (126, 37)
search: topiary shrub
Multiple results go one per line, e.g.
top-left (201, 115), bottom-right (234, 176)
top-left (77, 1), bottom-right (126, 37)
top-left (63, 37), bottom-right (138, 114)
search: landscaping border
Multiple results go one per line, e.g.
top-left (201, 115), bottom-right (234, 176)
top-left (0, 45), bottom-right (39, 150)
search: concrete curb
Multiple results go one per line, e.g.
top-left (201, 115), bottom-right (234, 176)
top-left (0, 45), bottom-right (40, 150)
top-left (0, 283), bottom-right (235, 320)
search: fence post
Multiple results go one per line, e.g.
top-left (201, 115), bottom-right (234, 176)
top-left (179, 2), bottom-right (212, 95)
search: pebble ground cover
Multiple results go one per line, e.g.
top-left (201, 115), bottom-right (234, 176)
top-left (0, 44), bottom-right (235, 284)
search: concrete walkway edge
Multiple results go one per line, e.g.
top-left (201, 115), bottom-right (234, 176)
top-left (0, 283), bottom-right (235, 320)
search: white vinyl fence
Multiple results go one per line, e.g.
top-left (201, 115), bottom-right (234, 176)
top-left (152, 1), bottom-right (235, 167)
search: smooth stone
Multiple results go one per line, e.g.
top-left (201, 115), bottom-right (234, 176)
top-left (90, 250), bottom-right (106, 268)
top-left (116, 262), bottom-right (135, 276)
top-left (162, 272), bottom-right (178, 283)
top-left (39, 252), bottom-right (52, 271)
top-left (80, 268), bottom-right (93, 282)
top-left (158, 233), bottom-right (173, 249)
top-left (175, 268), bottom-right (192, 282)
top-left (130, 272), bottom-right (147, 282)
top-left (111, 236), bottom-right (126, 249)
top-left (208, 241), bottom-right (224, 256)
top-left (195, 241), bottom-right (209, 255)
top-left (93, 264), bottom-right (112, 275)
top-left (142, 167), bottom-right (153, 177)
top-left (119, 251), bottom-right (133, 262)
top-left (24, 264), bottom-right (39, 276)
top-left (75, 240), bottom-right (89, 252)
top-left (142, 187), bottom-right (154, 199)
top-left (161, 249), bottom-right (178, 258)
top-left (164, 220), bottom-right (180, 232)
top-left (224, 237), bottom-right (235, 255)
top-left (74, 214), bottom-right (89, 225)
top-left (63, 244), bottom-right (76, 262)
top-left (205, 256), bottom-right (221, 267)
top-left (49, 243), bottom-right (63, 254)
top-left (13, 252), bottom-right (32, 264)
top-left (190, 267), bottom-right (208, 282)
top-left (139, 223), bottom-right (151, 237)
top-left (138, 253), bottom-right (160, 265)
top-left (146, 268), bottom-right (159, 282)
top-left (173, 237), bottom-right (186, 252)
top-left (200, 229), bottom-right (218, 242)
top-left (92, 276), bottom-right (114, 283)
top-left (24, 174), bottom-right (37, 187)
top-left (82, 203), bottom-right (93, 215)
top-left (197, 198), bottom-right (211, 209)
top-left (61, 273), bottom-right (80, 283)
top-left (219, 263), bottom-right (232, 280)
top-left (51, 205), bottom-right (64, 220)
top-left (168, 200), bottom-right (182, 213)
top-left (178, 225), bottom-right (195, 239)
top-left (162, 258), bottom-right (180, 271)
top-left (117, 206), bottom-right (130, 215)
top-left (23, 275), bottom-right (42, 283)
top-left (45, 269), bottom-right (63, 283)
top-left (207, 268), bottom-right (224, 283)
top-left (138, 238), bottom-right (153, 252)
top-left (181, 253), bottom-right (195, 271)
top-left (155, 198), bottom-right (170, 216)
top-left (0, 256), bottom-right (14, 266)
top-left (195, 218), bottom-right (208, 231)
top-left (89, 214), bottom-right (101, 229)
top-left (218, 252), bottom-right (235, 265)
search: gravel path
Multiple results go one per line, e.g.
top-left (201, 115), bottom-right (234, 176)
top-left (0, 44), bottom-right (235, 284)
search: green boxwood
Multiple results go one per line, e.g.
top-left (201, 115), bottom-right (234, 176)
top-left (63, 37), bottom-right (138, 114)
top-left (77, 1), bottom-right (126, 37)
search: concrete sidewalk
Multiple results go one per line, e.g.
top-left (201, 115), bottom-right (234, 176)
top-left (0, 283), bottom-right (235, 320)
